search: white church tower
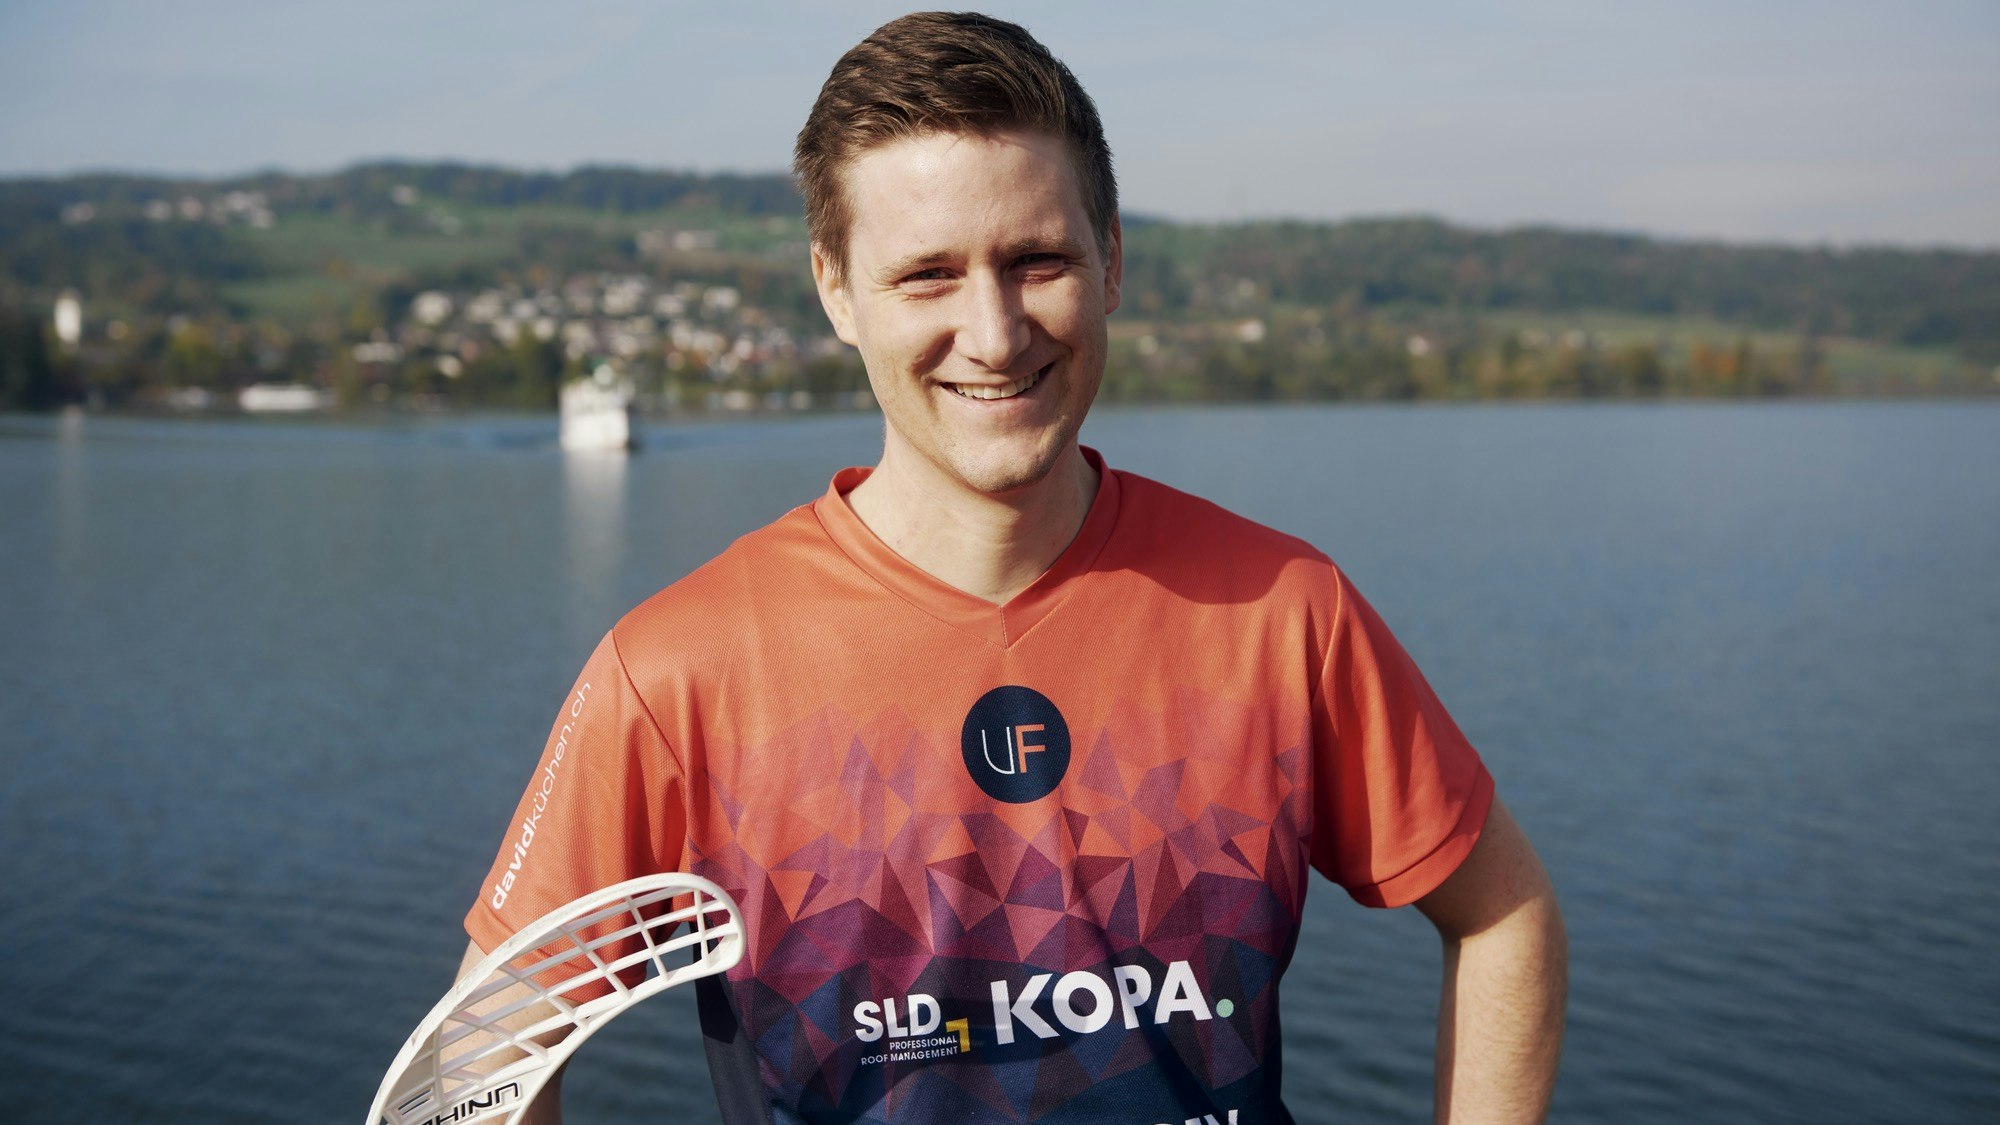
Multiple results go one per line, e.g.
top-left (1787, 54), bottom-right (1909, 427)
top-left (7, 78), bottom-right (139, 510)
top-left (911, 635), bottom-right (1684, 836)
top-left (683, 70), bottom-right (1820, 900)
top-left (54, 290), bottom-right (82, 348)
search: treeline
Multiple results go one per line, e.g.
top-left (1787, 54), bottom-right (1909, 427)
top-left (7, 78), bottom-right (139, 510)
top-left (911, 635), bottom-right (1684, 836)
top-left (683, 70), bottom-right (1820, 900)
top-left (1, 162), bottom-right (801, 220)
top-left (0, 198), bottom-right (261, 314)
top-left (1121, 218), bottom-right (2000, 363)
top-left (1104, 313), bottom-right (1844, 404)
top-left (0, 305), bottom-right (65, 410)
top-left (274, 163), bottom-right (803, 221)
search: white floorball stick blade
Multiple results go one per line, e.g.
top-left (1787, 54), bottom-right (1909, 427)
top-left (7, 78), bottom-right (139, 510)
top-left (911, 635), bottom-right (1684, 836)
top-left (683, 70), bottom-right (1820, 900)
top-left (365, 873), bottom-right (745, 1125)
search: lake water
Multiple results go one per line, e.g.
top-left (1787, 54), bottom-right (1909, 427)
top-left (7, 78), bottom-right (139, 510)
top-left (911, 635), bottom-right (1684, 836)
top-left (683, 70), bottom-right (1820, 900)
top-left (2, 402), bottom-right (1996, 1123)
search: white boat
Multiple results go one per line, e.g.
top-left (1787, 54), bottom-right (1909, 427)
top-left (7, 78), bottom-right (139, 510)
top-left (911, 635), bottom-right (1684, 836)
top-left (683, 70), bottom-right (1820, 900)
top-left (238, 383), bottom-right (333, 413)
top-left (560, 364), bottom-right (637, 451)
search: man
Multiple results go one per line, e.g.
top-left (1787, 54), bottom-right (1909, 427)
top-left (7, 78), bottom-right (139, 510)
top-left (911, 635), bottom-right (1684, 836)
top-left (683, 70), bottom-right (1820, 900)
top-left (459, 12), bottom-right (1565, 1123)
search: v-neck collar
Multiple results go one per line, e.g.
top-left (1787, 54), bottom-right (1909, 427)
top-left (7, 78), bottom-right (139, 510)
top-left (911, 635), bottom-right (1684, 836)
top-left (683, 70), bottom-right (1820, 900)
top-left (811, 446), bottom-right (1123, 650)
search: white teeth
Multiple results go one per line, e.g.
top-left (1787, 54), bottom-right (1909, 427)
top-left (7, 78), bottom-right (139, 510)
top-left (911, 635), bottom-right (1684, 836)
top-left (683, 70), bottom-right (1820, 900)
top-left (948, 369), bottom-right (1042, 400)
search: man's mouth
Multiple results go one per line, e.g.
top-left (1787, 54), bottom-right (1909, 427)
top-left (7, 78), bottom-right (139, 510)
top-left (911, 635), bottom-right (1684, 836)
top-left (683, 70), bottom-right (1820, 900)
top-left (946, 365), bottom-right (1047, 401)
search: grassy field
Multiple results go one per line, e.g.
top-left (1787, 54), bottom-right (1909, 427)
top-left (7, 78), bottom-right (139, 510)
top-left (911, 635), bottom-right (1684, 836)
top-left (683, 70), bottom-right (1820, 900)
top-left (237, 212), bottom-right (517, 273)
top-left (421, 202), bottom-right (804, 255)
top-left (1821, 339), bottom-right (1984, 390)
top-left (1108, 303), bottom-right (1989, 397)
top-left (1477, 307), bottom-right (1977, 390)
top-left (221, 274), bottom-right (360, 320)
top-left (217, 203), bottom-right (809, 319)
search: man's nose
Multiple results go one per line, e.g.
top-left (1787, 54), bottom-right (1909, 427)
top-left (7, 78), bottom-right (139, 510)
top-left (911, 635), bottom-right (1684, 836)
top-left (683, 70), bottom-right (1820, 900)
top-left (955, 273), bottom-right (1030, 371)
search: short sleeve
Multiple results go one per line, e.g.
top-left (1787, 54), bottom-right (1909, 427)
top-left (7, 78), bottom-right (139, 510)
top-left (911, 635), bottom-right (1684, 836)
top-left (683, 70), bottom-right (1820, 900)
top-left (464, 629), bottom-right (686, 952)
top-left (1309, 569), bottom-right (1493, 908)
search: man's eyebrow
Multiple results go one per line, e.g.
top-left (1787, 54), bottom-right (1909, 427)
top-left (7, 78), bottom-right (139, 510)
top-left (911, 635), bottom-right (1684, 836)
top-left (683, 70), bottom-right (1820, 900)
top-left (1003, 235), bottom-right (1088, 260)
top-left (873, 250), bottom-right (954, 285)
top-left (873, 237), bottom-right (1090, 284)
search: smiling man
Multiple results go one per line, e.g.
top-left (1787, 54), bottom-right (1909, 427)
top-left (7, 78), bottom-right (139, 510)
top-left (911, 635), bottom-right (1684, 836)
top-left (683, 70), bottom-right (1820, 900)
top-left (459, 12), bottom-right (1565, 1125)
top-left (813, 124), bottom-right (1115, 605)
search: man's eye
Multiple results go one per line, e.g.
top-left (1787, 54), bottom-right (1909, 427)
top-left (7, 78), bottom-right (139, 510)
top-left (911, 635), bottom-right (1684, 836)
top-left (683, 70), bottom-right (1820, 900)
top-left (904, 268), bottom-right (950, 283)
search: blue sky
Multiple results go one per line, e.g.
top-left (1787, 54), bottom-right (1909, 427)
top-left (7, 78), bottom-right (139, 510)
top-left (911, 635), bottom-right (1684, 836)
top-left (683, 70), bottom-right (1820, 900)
top-left (2, 0), bottom-right (1995, 247)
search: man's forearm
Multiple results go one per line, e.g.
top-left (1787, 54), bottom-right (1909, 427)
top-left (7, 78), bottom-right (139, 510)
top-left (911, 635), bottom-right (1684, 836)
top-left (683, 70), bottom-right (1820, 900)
top-left (451, 939), bottom-right (567, 1125)
top-left (1432, 889), bottom-right (1567, 1123)
top-left (1413, 799), bottom-right (1568, 1124)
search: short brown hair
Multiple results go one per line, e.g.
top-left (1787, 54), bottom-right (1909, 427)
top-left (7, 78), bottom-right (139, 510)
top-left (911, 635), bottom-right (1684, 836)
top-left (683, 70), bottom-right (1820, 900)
top-left (794, 11), bottom-right (1117, 280)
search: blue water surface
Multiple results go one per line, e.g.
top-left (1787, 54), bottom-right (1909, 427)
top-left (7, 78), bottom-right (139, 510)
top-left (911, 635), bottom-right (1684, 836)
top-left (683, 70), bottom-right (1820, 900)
top-left (1, 401), bottom-right (1995, 1123)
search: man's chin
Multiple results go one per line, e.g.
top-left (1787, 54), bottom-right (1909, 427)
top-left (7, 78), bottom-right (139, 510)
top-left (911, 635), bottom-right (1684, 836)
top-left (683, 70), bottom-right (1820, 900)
top-left (950, 443), bottom-right (1079, 499)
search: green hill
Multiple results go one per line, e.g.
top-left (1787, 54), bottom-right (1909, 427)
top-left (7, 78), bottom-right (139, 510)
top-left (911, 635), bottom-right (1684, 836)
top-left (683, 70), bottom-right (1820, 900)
top-left (2, 162), bottom-right (1993, 410)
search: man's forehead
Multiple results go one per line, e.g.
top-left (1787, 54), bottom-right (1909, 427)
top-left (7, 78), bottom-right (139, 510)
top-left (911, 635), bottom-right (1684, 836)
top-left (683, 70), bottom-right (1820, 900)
top-left (840, 129), bottom-right (1091, 263)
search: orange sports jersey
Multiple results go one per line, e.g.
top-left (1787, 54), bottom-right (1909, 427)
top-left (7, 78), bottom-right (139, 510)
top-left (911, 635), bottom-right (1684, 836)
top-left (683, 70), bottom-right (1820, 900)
top-left (467, 447), bottom-right (1493, 1125)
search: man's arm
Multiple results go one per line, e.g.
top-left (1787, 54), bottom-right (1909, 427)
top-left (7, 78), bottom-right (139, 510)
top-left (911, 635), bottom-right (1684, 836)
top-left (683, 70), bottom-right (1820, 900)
top-left (450, 938), bottom-right (567, 1125)
top-left (1414, 797), bottom-right (1568, 1125)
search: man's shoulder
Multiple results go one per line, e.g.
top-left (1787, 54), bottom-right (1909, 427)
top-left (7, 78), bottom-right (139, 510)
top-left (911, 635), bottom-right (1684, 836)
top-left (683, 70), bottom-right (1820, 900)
top-left (1108, 467), bottom-right (1337, 585)
top-left (610, 497), bottom-right (833, 650)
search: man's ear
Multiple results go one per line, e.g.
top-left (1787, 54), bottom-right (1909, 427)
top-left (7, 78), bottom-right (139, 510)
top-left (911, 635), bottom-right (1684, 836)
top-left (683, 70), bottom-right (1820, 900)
top-left (1102, 214), bottom-right (1123, 316)
top-left (811, 243), bottom-right (859, 347)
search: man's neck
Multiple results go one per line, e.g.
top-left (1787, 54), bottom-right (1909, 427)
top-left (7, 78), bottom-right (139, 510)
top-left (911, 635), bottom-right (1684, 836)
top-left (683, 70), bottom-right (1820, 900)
top-left (846, 445), bottom-right (1100, 605)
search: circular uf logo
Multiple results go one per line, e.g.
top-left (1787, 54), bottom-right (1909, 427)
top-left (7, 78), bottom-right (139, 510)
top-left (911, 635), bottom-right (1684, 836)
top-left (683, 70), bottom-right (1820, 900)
top-left (960, 686), bottom-right (1071, 803)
